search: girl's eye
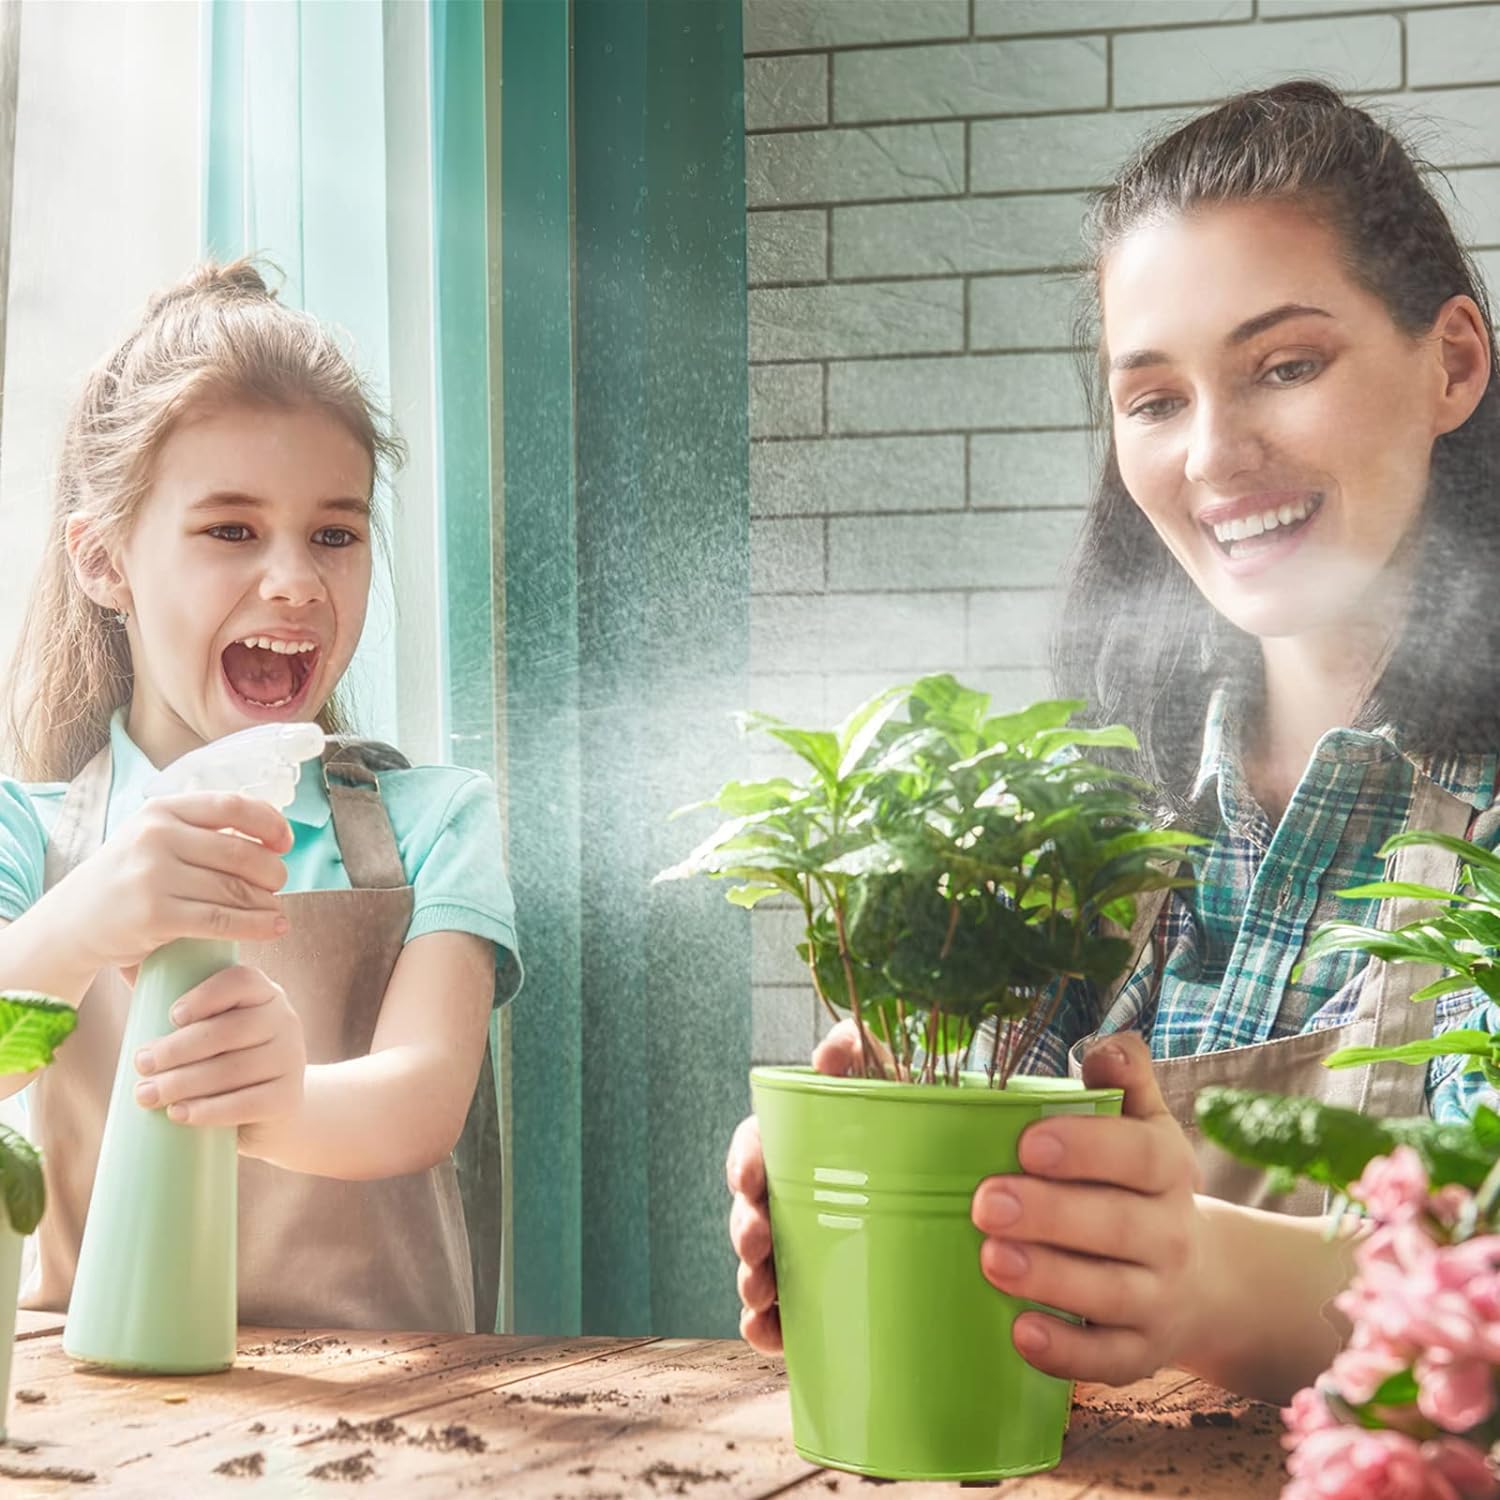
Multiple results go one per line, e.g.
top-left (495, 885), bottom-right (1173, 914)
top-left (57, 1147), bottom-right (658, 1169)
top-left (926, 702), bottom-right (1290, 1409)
top-left (1126, 396), bottom-right (1184, 423)
top-left (1265, 357), bottom-right (1321, 386)
top-left (206, 524), bottom-right (252, 543)
top-left (315, 527), bottom-right (360, 548)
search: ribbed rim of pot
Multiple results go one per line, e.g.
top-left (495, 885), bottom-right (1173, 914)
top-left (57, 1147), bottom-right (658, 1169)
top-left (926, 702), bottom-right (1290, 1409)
top-left (750, 1064), bottom-right (1124, 1105)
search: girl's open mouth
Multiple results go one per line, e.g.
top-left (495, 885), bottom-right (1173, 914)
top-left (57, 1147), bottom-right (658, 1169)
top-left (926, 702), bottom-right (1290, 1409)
top-left (221, 638), bottom-right (319, 716)
top-left (1205, 492), bottom-right (1324, 567)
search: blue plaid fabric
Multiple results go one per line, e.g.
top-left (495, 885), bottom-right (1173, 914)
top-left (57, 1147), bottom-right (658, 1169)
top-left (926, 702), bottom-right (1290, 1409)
top-left (1020, 685), bottom-right (1500, 1123)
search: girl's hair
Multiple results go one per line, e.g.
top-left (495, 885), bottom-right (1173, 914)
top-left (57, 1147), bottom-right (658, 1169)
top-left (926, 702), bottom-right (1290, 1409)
top-left (1052, 79), bottom-right (1500, 816)
top-left (3, 258), bottom-right (404, 782)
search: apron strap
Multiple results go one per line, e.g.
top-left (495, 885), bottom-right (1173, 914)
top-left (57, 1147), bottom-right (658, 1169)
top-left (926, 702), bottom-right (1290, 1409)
top-left (42, 747), bottom-right (112, 892)
top-left (322, 739), bottom-right (410, 892)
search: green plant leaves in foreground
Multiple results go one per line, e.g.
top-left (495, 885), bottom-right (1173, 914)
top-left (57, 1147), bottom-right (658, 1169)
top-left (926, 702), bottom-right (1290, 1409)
top-left (1196, 1086), bottom-right (1499, 1198)
top-left (0, 993), bottom-right (76, 1234)
top-left (0, 1122), bottom-right (44, 1234)
top-left (0, 992), bottom-right (78, 1076)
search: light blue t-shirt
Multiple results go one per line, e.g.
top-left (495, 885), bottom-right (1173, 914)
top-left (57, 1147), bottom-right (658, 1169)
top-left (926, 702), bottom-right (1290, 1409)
top-left (0, 712), bottom-right (522, 1003)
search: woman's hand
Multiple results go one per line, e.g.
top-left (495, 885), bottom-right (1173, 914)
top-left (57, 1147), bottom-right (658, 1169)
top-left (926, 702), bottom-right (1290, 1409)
top-left (132, 964), bottom-right (306, 1136)
top-left (728, 1019), bottom-right (879, 1352)
top-left (971, 1032), bottom-right (1206, 1386)
top-left (56, 792), bottom-right (292, 973)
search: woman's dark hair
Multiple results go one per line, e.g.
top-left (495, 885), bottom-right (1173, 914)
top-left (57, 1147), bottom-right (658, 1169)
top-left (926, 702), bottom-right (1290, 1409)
top-left (1053, 79), bottom-right (1500, 817)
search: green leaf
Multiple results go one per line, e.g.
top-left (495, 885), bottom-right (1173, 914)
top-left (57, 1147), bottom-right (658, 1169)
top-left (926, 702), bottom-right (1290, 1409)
top-left (1379, 830), bottom-right (1500, 876)
top-left (1365, 1368), bottom-right (1420, 1410)
top-left (835, 685), bottom-right (911, 779)
top-left (725, 885), bottom-right (785, 910)
top-left (0, 993), bottom-right (78, 1077)
top-left (1333, 880), bottom-right (1463, 905)
top-left (1324, 1030), bottom-right (1498, 1070)
top-left (1025, 724), bottom-right (1140, 762)
top-left (681, 779), bottom-right (805, 818)
top-left (0, 1123), bottom-right (44, 1234)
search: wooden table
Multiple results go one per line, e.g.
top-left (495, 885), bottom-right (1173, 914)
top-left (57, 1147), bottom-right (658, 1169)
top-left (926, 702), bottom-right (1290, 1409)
top-left (4, 1311), bottom-right (1286, 1497)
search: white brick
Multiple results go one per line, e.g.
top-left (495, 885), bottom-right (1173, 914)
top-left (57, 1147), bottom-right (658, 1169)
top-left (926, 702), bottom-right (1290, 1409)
top-left (977, 0), bottom-right (1249, 33)
top-left (750, 364), bottom-right (823, 438)
top-left (746, 54), bottom-right (828, 132)
top-left (970, 271), bottom-right (1085, 350)
top-left (966, 666), bottom-right (1056, 713)
top-left (1408, 7), bottom-right (1500, 90)
top-left (751, 517), bottom-right (826, 594)
top-left (1113, 15), bottom-right (1400, 108)
top-left (752, 592), bottom-right (828, 672)
top-left (748, 672), bottom-right (827, 725)
top-left (1477, 249), bottom-right (1500, 299)
top-left (745, 0), bottom-right (968, 54)
top-left (748, 124), bottom-right (964, 208)
top-left (751, 280), bottom-right (964, 360)
top-left (972, 109), bottom-right (1187, 193)
top-left (828, 352), bottom-right (1085, 434)
top-left (748, 209), bottom-right (828, 286)
top-left (834, 194), bottom-right (1089, 277)
top-left (1263, 0), bottom-right (1476, 13)
top-left (1369, 88), bottom-right (1500, 171)
top-left (1440, 168), bottom-right (1500, 249)
top-left (972, 430), bottom-right (1098, 509)
top-left (834, 38), bottom-right (1105, 124)
top-left (753, 908), bottom-right (815, 986)
top-left (822, 592), bottom-right (967, 670)
top-left (752, 984), bottom-right (817, 1065)
top-left (967, 590), bottom-right (1057, 668)
top-left (751, 435), bottom-right (966, 515)
top-left (828, 510), bottom-right (1084, 590)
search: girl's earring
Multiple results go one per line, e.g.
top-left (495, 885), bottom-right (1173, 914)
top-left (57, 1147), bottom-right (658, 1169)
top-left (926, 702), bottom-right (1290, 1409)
top-left (114, 609), bottom-right (129, 626)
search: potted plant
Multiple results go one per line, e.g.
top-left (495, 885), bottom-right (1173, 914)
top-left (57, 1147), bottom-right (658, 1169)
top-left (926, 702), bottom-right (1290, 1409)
top-left (657, 675), bottom-right (1204, 1480)
top-left (0, 993), bottom-right (77, 1443)
top-left (1196, 829), bottom-right (1500, 1495)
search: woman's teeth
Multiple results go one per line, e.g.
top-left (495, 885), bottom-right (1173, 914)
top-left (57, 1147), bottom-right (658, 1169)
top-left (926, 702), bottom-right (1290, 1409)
top-left (1211, 494), bottom-right (1321, 548)
top-left (237, 636), bottom-right (317, 655)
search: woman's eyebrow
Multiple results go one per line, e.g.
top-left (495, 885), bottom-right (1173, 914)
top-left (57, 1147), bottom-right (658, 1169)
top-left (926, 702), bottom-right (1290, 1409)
top-left (186, 491), bottom-right (371, 515)
top-left (1107, 303), bottom-right (1334, 374)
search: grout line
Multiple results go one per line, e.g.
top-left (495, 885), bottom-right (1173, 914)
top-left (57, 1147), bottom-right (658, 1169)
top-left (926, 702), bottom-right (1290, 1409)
top-left (1106, 33), bottom-right (1113, 110)
top-left (824, 48), bottom-right (833, 125)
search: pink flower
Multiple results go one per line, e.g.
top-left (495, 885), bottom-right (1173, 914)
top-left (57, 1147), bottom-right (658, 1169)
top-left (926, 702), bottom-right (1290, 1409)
top-left (1329, 1343), bottom-right (1410, 1405)
top-left (1283, 1384), bottom-right (1342, 1444)
top-left (1354, 1148), bottom-right (1433, 1224)
top-left (1415, 1349), bottom-right (1497, 1431)
top-left (1283, 1426), bottom-right (1498, 1499)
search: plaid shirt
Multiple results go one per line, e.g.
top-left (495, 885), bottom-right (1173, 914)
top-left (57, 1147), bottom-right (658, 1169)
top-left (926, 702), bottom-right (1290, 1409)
top-left (1020, 685), bottom-right (1500, 1123)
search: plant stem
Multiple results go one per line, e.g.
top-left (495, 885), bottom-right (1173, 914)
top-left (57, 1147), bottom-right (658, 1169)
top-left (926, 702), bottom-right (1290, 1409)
top-left (939, 899), bottom-right (960, 961)
top-left (987, 1011), bottom-right (1004, 1085)
top-left (831, 897), bottom-right (883, 1080)
top-left (801, 882), bottom-right (844, 1031)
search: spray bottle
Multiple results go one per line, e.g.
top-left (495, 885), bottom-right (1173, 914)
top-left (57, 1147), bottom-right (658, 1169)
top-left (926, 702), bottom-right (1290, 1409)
top-left (63, 721), bottom-right (325, 1372)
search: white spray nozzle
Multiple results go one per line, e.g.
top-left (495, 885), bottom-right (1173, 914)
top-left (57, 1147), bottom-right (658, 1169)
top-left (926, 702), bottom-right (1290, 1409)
top-left (146, 723), bottom-right (327, 813)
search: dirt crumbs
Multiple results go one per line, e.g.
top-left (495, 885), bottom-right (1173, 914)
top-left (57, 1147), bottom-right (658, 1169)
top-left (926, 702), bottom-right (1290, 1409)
top-left (505, 1389), bottom-right (630, 1411)
top-left (0, 1461), bottom-right (96, 1484)
top-left (304, 1416), bottom-right (487, 1455)
top-left (308, 1448), bottom-right (376, 1483)
top-left (1189, 1409), bottom-right (1238, 1428)
top-left (240, 1335), bottom-right (349, 1359)
top-left (215, 1453), bottom-right (266, 1479)
top-left (637, 1461), bottom-right (733, 1493)
top-left (13, 1389), bottom-right (45, 1404)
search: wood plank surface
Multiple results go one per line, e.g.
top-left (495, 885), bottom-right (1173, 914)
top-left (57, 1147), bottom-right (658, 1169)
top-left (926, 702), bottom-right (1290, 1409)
top-left (0, 1329), bottom-right (1287, 1497)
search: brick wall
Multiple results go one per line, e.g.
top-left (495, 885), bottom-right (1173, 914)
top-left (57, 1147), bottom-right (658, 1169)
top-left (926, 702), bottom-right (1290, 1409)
top-left (741, 0), bottom-right (1500, 1063)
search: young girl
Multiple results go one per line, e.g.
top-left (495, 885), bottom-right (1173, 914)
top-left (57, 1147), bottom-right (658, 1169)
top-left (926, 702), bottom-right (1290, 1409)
top-left (0, 260), bottom-right (521, 1333)
top-left (728, 80), bottom-right (1498, 1402)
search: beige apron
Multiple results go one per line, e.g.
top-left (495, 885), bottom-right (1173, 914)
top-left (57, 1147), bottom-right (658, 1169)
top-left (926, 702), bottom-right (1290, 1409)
top-left (22, 739), bottom-right (477, 1332)
top-left (1064, 777), bottom-right (1489, 1214)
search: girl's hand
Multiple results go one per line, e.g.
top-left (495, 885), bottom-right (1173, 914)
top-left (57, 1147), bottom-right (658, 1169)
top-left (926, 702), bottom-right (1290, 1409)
top-left (728, 1019), bottom-right (883, 1353)
top-left (132, 964), bottom-right (306, 1133)
top-left (971, 1032), bottom-right (1206, 1386)
top-left (59, 792), bottom-right (293, 973)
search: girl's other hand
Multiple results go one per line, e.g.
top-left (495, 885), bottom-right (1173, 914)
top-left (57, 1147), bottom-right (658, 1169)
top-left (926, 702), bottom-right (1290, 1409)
top-left (59, 791), bottom-right (293, 973)
top-left (132, 964), bottom-right (306, 1132)
top-left (971, 1032), bottom-right (1206, 1386)
top-left (728, 1018), bottom-right (877, 1353)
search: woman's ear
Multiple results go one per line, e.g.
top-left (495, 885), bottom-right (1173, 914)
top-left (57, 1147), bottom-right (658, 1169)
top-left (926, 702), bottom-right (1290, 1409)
top-left (1429, 294), bottom-right (1492, 439)
top-left (64, 514), bottom-right (132, 616)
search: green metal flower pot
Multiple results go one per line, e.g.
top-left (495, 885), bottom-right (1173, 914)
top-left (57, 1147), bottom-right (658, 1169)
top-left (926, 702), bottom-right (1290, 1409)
top-left (751, 1064), bottom-right (1124, 1482)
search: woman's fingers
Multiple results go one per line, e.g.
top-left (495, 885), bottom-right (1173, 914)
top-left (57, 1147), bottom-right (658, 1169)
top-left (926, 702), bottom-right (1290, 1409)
top-left (726, 1115), bottom-right (766, 1199)
top-left (172, 899), bottom-right (288, 945)
top-left (1010, 1312), bottom-right (1157, 1387)
top-left (737, 1254), bottom-right (777, 1314)
top-left (978, 1236), bottom-right (1162, 1329)
top-left (739, 1304), bottom-right (783, 1354)
top-left (971, 1175), bottom-right (1193, 1276)
top-left (812, 1018), bottom-right (895, 1078)
top-left (172, 825), bottom-right (289, 896)
top-left (1017, 1113), bottom-right (1191, 1197)
top-left (138, 1004), bottom-right (273, 1076)
top-left (730, 1191), bottom-right (773, 1266)
top-left (135, 1040), bottom-right (282, 1111)
top-left (158, 1079), bottom-right (289, 1129)
top-left (161, 793), bottom-right (293, 853)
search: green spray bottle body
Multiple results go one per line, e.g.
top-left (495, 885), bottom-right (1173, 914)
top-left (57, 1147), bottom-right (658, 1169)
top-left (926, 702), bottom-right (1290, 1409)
top-left (63, 722), bottom-right (325, 1373)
